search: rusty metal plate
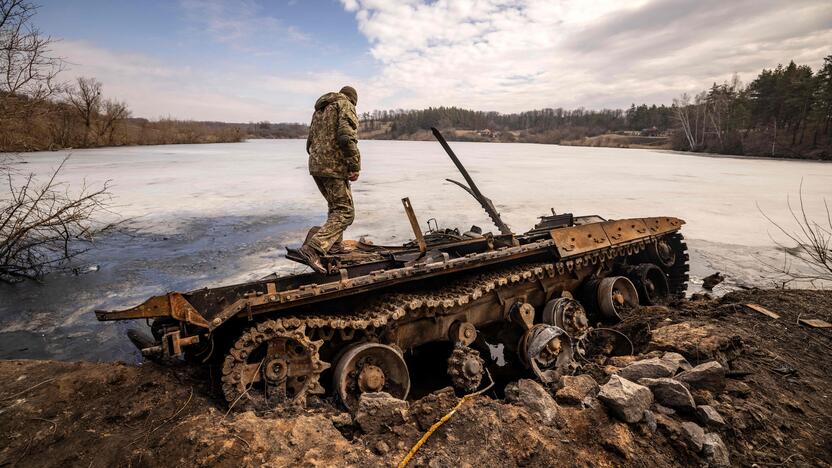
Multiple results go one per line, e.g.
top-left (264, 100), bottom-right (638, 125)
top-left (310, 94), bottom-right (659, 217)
top-left (601, 219), bottom-right (650, 245)
top-left (168, 293), bottom-right (210, 328)
top-left (550, 223), bottom-right (611, 258)
top-left (642, 217), bottom-right (685, 235)
top-left (96, 292), bottom-right (209, 329)
top-left (95, 293), bottom-right (173, 321)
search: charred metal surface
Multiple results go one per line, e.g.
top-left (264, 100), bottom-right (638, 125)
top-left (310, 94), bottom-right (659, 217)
top-left (602, 219), bottom-right (650, 245)
top-left (549, 222), bottom-right (611, 257)
top-left (96, 292), bottom-right (209, 329)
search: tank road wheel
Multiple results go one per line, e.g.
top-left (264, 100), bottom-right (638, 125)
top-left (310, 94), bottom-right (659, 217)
top-left (542, 297), bottom-right (589, 338)
top-left (447, 344), bottom-right (485, 392)
top-left (333, 342), bottom-right (410, 411)
top-left (596, 276), bottom-right (639, 321)
top-left (648, 238), bottom-right (677, 269)
top-left (221, 321), bottom-right (328, 411)
top-left (518, 324), bottom-right (574, 384)
top-left (626, 264), bottom-right (670, 305)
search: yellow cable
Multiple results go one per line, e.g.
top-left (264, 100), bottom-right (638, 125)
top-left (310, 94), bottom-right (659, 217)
top-left (397, 371), bottom-right (494, 468)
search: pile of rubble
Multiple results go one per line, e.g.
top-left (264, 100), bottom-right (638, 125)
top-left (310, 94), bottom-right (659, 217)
top-left (593, 354), bottom-right (730, 465)
top-left (344, 350), bottom-right (732, 466)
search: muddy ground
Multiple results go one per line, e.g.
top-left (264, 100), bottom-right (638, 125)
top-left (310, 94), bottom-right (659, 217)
top-left (1, 288), bottom-right (830, 467)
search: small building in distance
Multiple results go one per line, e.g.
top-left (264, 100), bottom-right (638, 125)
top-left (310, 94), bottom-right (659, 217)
top-left (640, 126), bottom-right (660, 136)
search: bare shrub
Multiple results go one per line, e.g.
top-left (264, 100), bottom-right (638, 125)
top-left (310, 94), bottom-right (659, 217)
top-left (0, 155), bottom-right (115, 283)
top-left (759, 182), bottom-right (831, 287)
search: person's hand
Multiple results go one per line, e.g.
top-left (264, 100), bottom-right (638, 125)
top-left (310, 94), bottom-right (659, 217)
top-left (348, 172), bottom-right (359, 182)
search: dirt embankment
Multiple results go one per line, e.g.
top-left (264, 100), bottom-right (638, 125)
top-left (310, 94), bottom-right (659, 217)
top-left (1, 289), bottom-right (830, 467)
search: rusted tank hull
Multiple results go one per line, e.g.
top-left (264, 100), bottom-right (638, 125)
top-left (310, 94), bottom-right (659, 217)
top-left (97, 216), bottom-right (688, 410)
top-left (97, 217), bottom-right (683, 327)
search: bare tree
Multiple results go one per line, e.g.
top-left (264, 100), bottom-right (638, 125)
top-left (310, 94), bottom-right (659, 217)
top-left (0, 0), bottom-right (63, 108)
top-left (673, 93), bottom-right (696, 150)
top-left (98, 98), bottom-right (129, 145)
top-left (758, 183), bottom-right (832, 287)
top-left (66, 76), bottom-right (101, 146)
top-left (0, 155), bottom-right (115, 283)
top-left (674, 92), bottom-right (711, 151)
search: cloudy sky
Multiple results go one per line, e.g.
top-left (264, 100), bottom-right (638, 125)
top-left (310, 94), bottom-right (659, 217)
top-left (37, 0), bottom-right (832, 122)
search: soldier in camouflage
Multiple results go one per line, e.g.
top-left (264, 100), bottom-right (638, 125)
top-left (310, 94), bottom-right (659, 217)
top-left (298, 86), bottom-right (361, 273)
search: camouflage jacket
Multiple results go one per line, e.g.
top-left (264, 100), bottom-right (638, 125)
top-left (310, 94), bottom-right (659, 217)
top-left (307, 92), bottom-right (361, 178)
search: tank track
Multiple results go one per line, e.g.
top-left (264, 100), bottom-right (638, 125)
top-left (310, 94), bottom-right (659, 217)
top-left (665, 232), bottom-right (690, 299)
top-left (221, 232), bottom-right (689, 408)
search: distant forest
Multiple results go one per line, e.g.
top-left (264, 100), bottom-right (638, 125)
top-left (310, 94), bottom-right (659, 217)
top-left (361, 56), bottom-right (832, 160)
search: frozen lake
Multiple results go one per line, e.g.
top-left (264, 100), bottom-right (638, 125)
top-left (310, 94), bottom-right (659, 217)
top-left (2, 139), bottom-right (831, 362)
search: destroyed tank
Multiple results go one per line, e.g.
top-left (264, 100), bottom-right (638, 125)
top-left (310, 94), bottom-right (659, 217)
top-left (97, 128), bottom-right (689, 411)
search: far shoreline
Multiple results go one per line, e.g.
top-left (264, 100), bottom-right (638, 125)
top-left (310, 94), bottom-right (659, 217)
top-left (5, 137), bottom-right (830, 164)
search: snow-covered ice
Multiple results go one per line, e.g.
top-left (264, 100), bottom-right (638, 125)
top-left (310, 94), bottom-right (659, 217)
top-left (2, 139), bottom-right (830, 361)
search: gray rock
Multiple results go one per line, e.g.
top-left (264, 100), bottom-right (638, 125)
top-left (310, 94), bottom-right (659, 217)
top-left (675, 361), bottom-right (725, 392)
top-left (505, 379), bottom-right (560, 426)
top-left (598, 375), bottom-right (653, 423)
top-left (638, 377), bottom-right (696, 409)
top-left (355, 392), bottom-right (410, 434)
top-left (660, 352), bottom-right (692, 372)
top-left (696, 405), bottom-right (726, 427)
top-left (680, 421), bottom-right (705, 452)
top-left (654, 404), bottom-right (675, 415)
top-left (617, 358), bottom-right (676, 381)
top-left (582, 396), bottom-right (599, 408)
top-left (643, 409), bottom-right (657, 432)
top-left (702, 272), bottom-right (724, 290)
top-left (556, 374), bottom-right (599, 405)
top-left (703, 433), bottom-right (731, 466)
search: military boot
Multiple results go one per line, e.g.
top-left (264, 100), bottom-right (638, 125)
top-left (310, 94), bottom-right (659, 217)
top-left (329, 241), bottom-right (347, 254)
top-left (298, 244), bottom-right (326, 274)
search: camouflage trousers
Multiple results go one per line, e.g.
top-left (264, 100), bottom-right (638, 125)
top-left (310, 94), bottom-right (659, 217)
top-left (307, 176), bottom-right (355, 254)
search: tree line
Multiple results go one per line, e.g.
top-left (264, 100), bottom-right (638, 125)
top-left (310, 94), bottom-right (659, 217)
top-left (361, 56), bottom-right (832, 159)
top-left (673, 57), bottom-right (832, 158)
top-left (362, 105), bottom-right (674, 135)
top-left (361, 105), bottom-right (673, 144)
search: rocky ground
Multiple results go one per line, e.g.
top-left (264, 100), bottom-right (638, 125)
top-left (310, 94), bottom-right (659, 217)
top-left (1, 289), bottom-right (830, 467)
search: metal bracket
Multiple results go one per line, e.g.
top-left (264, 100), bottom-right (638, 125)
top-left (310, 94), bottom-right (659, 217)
top-left (402, 197), bottom-right (427, 254)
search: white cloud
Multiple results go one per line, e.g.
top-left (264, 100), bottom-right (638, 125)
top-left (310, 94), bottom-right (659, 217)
top-left (179, 0), bottom-right (310, 50)
top-left (52, 40), bottom-right (362, 122)
top-left (342, 0), bottom-right (832, 112)
top-left (45, 1), bottom-right (832, 122)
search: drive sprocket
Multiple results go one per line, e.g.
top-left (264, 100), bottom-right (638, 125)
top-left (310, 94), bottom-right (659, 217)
top-left (221, 320), bottom-right (329, 411)
top-left (447, 344), bottom-right (485, 392)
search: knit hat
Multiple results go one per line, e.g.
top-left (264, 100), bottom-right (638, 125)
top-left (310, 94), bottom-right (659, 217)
top-left (339, 86), bottom-right (358, 105)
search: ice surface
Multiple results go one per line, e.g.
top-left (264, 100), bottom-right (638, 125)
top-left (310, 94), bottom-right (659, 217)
top-left (2, 139), bottom-right (830, 361)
